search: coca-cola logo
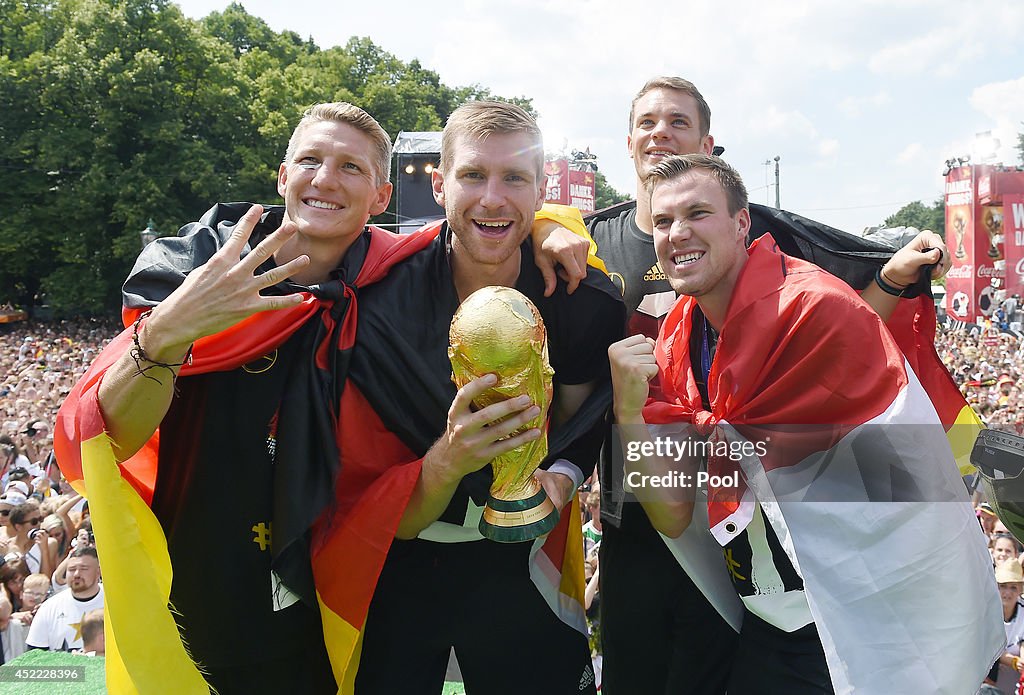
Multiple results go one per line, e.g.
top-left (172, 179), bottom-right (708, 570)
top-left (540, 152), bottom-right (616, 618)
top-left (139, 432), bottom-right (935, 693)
top-left (978, 264), bottom-right (1003, 278)
top-left (946, 265), bottom-right (973, 279)
top-left (1016, 258), bottom-right (1024, 276)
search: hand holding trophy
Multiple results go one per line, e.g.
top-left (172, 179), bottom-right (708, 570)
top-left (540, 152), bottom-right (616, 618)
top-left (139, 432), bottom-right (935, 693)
top-left (449, 286), bottom-right (559, 542)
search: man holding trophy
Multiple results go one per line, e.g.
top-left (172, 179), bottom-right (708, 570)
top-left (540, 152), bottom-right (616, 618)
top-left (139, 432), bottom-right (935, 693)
top-left (338, 100), bottom-right (624, 694)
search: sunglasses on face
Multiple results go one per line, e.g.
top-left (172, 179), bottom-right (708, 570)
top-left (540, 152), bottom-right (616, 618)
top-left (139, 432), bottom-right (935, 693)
top-left (20, 517), bottom-right (42, 526)
top-left (0, 510), bottom-right (9, 517)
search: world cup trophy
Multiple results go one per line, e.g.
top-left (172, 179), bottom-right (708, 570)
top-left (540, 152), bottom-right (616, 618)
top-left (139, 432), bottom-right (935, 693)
top-left (952, 209), bottom-right (968, 260)
top-left (982, 207), bottom-right (1003, 260)
top-left (449, 286), bottom-right (558, 542)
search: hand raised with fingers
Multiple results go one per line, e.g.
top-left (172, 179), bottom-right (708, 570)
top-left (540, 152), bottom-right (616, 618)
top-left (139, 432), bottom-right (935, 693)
top-left (424, 374), bottom-right (543, 484)
top-left (142, 205), bottom-right (311, 362)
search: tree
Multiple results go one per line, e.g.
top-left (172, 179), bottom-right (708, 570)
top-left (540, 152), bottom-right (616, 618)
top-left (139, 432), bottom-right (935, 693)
top-left (594, 170), bottom-right (630, 210)
top-left (1017, 123), bottom-right (1023, 165)
top-left (0, 1), bottom-right (535, 314)
top-left (0, 0), bottom-right (258, 313)
top-left (884, 198), bottom-right (945, 238)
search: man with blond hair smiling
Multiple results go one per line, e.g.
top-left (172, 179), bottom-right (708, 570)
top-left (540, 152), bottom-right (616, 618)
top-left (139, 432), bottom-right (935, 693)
top-left (346, 100), bottom-right (624, 694)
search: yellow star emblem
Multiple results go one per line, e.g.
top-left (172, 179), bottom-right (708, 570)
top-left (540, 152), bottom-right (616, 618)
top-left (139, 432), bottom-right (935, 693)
top-left (724, 548), bottom-right (746, 582)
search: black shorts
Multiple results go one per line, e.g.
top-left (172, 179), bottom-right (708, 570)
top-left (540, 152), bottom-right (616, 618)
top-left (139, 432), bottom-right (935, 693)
top-left (356, 538), bottom-right (597, 695)
top-left (727, 610), bottom-right (833, 694)
top-left (600, 503), bottom-right (736, 695)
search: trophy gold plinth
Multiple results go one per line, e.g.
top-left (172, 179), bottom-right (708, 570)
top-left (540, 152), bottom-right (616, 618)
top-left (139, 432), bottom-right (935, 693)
top-left (449, 286), bottom-right (558, 543)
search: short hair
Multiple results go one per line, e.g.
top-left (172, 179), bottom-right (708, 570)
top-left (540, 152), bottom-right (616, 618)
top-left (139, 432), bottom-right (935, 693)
top-left (9, 501), bottom-right (38, 526)
top-left (70, 546), bottom-right (98, 562)
top-left (80, 608), bottom-right (104, 646)
top-left (629, 77), bottom-right (712, 138)
top-left (644, 154), bottom-right (749, 217)
top-left (23, 573), bottom-right (49, 593)
top-left (440, 100), bottom-right (544, 176)
top-left (284, 102), bottom-right (392, 185)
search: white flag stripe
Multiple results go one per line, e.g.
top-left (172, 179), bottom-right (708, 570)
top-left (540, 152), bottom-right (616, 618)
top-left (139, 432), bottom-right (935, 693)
top-left (659, 360), bottom-right (1003, 694)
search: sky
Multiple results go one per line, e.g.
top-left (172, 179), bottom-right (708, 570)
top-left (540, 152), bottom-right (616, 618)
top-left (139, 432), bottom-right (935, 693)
top-left (173, 0), bottom-right (1024, 234)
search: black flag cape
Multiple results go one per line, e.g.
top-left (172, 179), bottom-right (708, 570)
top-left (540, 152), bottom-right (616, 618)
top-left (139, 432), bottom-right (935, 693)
top-left (349, 220), bottom-right (626, 511)
top-left (308, 219), bottom-right (624, 678)
top-left (586, 201), bottom-right (933, 297)
top-left (54, 201), bottom-right (440, 690)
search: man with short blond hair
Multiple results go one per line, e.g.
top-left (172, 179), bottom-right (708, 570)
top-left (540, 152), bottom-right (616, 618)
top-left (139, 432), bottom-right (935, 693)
top-left (284, 101), bottom-right (393, 186)
top-left (439, 99), bottom-right (544, 174)
top-left (347, 100), bottom-right (623, 694)
top-left (59, 101), bottom-right (407, 692)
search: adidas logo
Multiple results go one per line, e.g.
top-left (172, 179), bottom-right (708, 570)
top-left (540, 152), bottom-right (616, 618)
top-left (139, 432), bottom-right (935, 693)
top-left (579, 664), bottom-right (595, 690)
top-left (644, 263), bottom-right (666, 281)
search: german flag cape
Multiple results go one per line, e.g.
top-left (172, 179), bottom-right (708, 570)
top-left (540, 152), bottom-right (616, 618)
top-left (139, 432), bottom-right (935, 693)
top-left (54, 203), bottom-right (437, 694)
top-left (746, 204), bottom-right (982, 472)
top-left (579, 200), bottom-right (982, 472)
top-left (307, 222), bottom-right (624, 690)
top-left (644, 237), bottom-right (1002, 694)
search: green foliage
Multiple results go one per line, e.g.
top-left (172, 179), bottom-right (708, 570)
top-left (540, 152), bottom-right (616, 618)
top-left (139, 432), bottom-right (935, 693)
top-left (1017, 123), bottom-right (1023, 165)
top-left (884, 197), bottom-right (945, 239)
top-left (594, 170), bottom-right (630, 210)
top-left (0, 1), bottom-right (533, 314)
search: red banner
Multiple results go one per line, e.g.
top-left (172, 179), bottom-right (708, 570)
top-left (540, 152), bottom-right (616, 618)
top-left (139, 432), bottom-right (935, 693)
top-left (1005, 194), bottom-right (1024, 303)
top-left (945, 166), bottom-right (975, 320)
top-left (568, 169), bottom-right (596, 213)
top-left (545, 160), bottom-right (597, 213)
top-left (544, 159), bottom-right (568, 206)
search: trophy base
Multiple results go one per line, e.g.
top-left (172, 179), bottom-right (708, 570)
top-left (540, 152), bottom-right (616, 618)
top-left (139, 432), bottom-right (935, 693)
top-left (479, 488), bottom-right (559, 543)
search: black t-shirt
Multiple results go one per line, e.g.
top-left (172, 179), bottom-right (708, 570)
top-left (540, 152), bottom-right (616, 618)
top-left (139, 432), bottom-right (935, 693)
top-left (151, 319), bottom-right (332, 672)
top-left (590, 202), bottom-right (676, 528)
top-left (588, 203), bottom-right (675, 341)
top-left (352, 228), bottom-right (625, 527)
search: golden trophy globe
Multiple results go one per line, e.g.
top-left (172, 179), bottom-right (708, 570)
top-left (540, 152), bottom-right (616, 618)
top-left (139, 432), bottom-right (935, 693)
top-left (449, 286), bottom-right (558, 542)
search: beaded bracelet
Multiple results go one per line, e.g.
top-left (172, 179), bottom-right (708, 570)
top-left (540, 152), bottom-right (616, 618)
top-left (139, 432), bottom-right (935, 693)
top-left (130, 309), bottom-right (193, 383)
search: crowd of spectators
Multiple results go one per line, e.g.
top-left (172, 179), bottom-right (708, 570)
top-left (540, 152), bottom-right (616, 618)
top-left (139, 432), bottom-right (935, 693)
top-left (937, 320), bottom-right (1024, 435)
top-left (0, 308), bottom-right (1022, 674)
top-left (931, 314), bottom-right (1024, 694)
top-left (0, 316), bottom-right (118, 660)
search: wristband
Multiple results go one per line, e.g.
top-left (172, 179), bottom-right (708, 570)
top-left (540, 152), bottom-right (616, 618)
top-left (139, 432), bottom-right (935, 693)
top-left (874, 268), bottom-right (908, 297)
top-left (130, 310), bottom-right (192, 383)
